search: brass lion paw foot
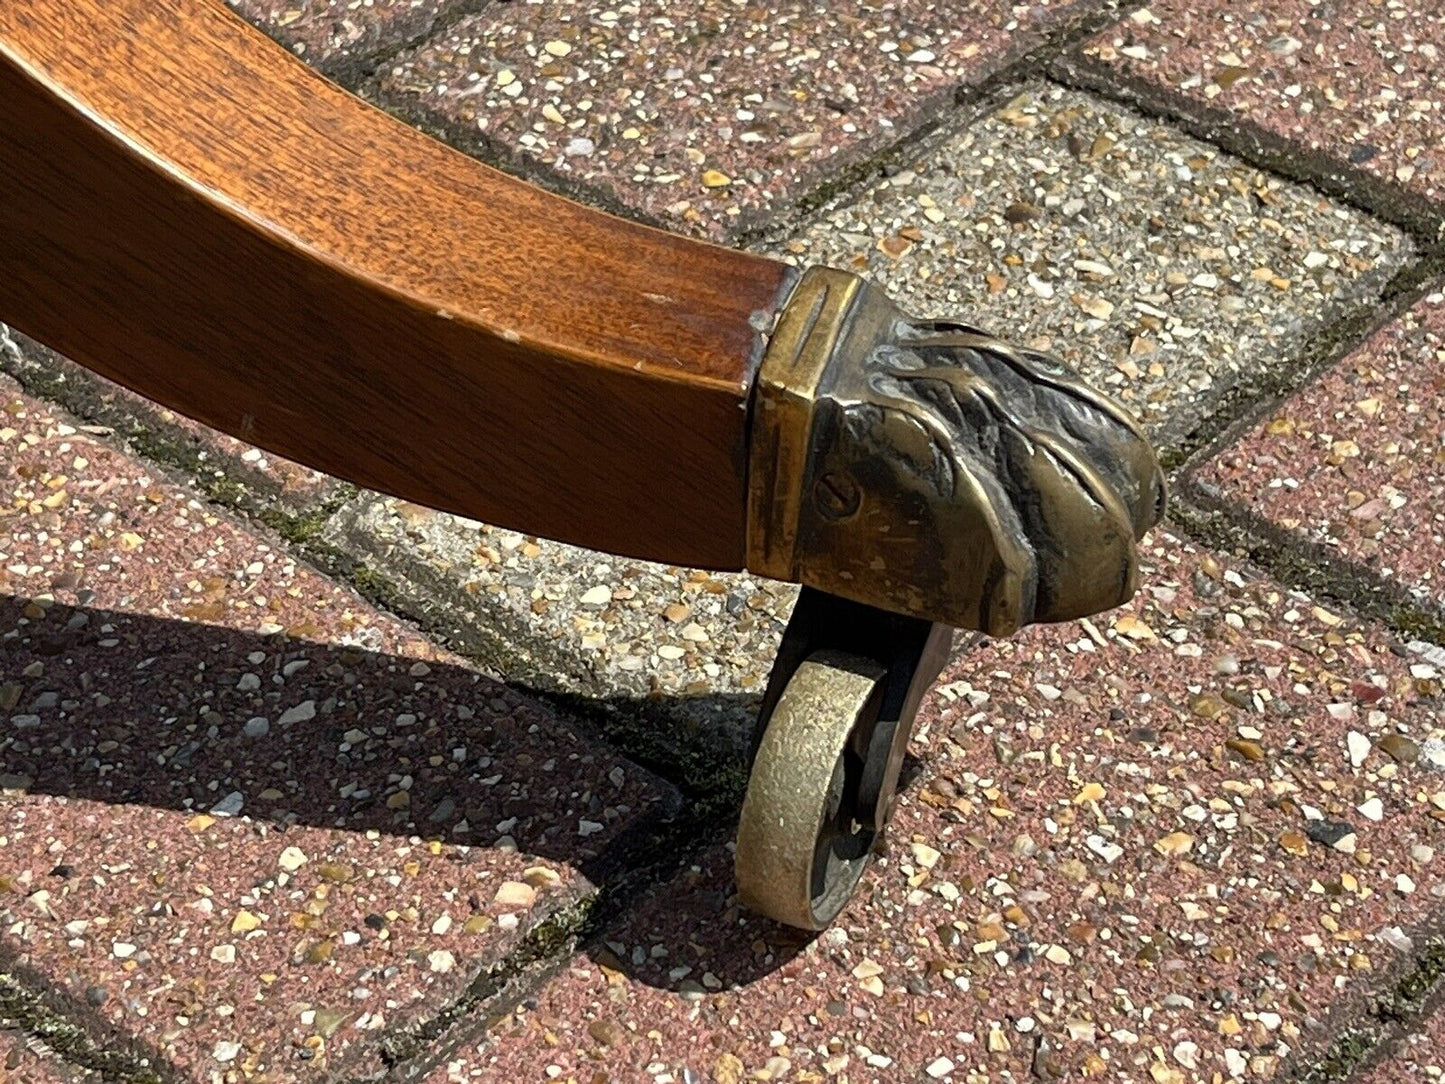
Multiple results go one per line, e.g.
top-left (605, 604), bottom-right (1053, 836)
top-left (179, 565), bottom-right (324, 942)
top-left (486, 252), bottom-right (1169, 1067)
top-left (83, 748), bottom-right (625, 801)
top-left (739, 267), bottom-right (1165, 929)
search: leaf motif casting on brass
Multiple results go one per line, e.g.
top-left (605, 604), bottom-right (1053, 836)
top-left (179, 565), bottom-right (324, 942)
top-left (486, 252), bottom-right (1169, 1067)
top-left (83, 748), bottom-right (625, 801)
top-left (749, 268), bottom-right (1166, 635)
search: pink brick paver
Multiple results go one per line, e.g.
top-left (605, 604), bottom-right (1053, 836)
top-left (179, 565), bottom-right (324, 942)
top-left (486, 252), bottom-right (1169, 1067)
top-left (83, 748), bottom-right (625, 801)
top-left (226, 0), bottom-right (472, 77)
top-left (427, 531), bottom-right (1445, 1083)
top-left (0, 379), bottom-right (671, 1081)
top-left (1194, 291), bottom-right (1445, 611)
top-left (377, 0), bottom-right (1104, 239)
top-left (1079, 1), bottom-right (1445, 231)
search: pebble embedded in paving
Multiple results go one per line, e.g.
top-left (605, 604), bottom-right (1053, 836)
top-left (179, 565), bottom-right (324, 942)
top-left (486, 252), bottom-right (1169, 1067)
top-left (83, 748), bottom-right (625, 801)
top-left (1079, 0), bottom-right (1445, 225)
top-left (0, 381), bottom-right (671, 1080)
top-left (426, 531), bottom-right (1445, 1083)
top-left (375, 0), bottom-right (1105, 239)
top-left (767, 85), bottom-right (1410, 442)
top-left (1194, 291), bottom-right (1445, 611)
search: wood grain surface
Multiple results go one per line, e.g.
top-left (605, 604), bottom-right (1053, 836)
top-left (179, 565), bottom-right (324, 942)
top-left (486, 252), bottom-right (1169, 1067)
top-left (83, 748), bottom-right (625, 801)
top-left (0, 0), bottom-right (795, 566)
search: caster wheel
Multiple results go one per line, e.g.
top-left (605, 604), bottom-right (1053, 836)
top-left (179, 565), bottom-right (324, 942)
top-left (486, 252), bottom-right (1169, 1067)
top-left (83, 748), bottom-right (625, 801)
top-left (735, 649), bottom-right (887, 931)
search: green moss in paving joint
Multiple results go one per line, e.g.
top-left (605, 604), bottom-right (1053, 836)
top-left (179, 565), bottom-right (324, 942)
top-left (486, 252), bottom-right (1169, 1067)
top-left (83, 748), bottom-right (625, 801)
top-left (1048, 54), bottom-right (1445, 246)
top-left (1160, 250), bottom-right (1431, 480)
top-left (258, 482), bottom-right (357, 546)
top-left (1378, 939), bottom-right (1445, 1022)
top-left (377, 895), bottom-right (597, 1068)
top-left (0, 973), bottom-right (166, 1084)
top-left (1296, 1029), bottom-right (1380, 1084)
top-left (1168, 501), bottom-right (1445, 648)
top-left (1293, 938), bottom-right (1445, 1082)
top-left (1160, 261), bottom-right (1445, 650)
top-left (0, 334), bottom-right (357, 552)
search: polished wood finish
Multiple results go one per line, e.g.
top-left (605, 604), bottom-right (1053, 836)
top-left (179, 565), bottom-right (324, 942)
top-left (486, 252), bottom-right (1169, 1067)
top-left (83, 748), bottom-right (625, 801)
top-left (0, 0), bottom-right (795, 567)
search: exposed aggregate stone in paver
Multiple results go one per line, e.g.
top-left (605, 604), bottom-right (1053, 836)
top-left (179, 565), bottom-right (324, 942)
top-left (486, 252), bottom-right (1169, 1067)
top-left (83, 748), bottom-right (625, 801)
top-left (1077, 1), bottom-right (1445, 233)
top-left (766, 85), bottom-right (1411, 443)
top-left (0, 327), bottom-right (335, 518)
top-left (0, 380), bottom-right (671, 1080)
top-left (1193, 291), bottom-right (1445, 614)
top-left (226, 0), bottom-right (475, 79)
top-left (428, 531), bottom-right (1445, 1084)
top-left (375, 0), bottom-right (1110, 239)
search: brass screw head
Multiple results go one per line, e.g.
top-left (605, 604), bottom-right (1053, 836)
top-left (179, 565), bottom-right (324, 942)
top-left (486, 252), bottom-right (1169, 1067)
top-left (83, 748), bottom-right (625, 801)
top-left (814, 472), bottom-right (861, 520)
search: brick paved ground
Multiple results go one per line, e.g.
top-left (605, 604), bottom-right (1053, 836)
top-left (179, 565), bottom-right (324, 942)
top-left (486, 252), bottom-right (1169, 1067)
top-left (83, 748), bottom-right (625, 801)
top-left (5, 1), bottom-right (1445, 1081)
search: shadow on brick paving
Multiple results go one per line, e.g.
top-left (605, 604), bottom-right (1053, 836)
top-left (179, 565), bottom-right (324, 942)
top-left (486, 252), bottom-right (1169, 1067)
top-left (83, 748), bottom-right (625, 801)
top-left (0, 594), bottom-right (817, 997)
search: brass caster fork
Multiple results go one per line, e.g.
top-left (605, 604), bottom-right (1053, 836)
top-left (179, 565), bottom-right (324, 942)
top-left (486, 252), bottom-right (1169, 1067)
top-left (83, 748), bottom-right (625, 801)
top-left (736, 589), bottom-right (951, 930)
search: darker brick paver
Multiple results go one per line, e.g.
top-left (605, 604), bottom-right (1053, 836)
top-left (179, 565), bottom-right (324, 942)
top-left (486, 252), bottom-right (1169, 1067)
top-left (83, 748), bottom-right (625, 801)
top-left (1074, 1), bottom-right (1445, 235)
top-left (0, 380), bottom-right (672, 1081)
top-left (431, 532), bottom-right (1445, 1084)
top-left (1193, 291), bottom-right (1445, 614)
top-left (226, 0), bottom-right (478, 79)
top-left (376, 0), bottom-right (1112, 239)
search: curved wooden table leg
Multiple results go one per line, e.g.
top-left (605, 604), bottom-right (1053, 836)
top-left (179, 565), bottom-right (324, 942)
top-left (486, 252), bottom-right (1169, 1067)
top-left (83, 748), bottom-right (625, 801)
top-left (0, 0), bottom-right (1167, 929)
top-left (0, 0), bottom-right (793, 569)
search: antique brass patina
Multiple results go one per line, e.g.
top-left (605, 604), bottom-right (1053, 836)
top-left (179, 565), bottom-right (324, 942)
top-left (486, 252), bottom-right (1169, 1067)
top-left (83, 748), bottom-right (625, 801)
top-left (748, 266), bottom-right (1166, 636)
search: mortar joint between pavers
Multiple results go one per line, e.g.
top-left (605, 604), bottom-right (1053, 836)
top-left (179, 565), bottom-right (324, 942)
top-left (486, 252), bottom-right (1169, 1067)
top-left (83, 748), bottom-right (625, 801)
top-left (1047, 53), bottom-right (1445, 248)
top-left (1159, 252), bottom-right (1439, 480)
top-left (0, 973), bottom-right (169, 1084)
top-left (735, 1), bottom-right (1151, 248)
top-left (1297, 935), bottom-right (1445, 1084)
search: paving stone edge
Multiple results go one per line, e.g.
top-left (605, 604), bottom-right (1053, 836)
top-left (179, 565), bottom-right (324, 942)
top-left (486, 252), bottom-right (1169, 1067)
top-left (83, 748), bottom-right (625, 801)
top-left (234, 0), bottom-right (494, 87)
top-left (1050, 53), bottom-right (1445, 246)
top-left (0, 373), bottom-right (685, 1083)
top-left (1160, 253), bottom-right (1445, 475)
top-left (361, 0), bottom-right (1139, 246)
top-left (1171, 269), bottom-right (1445, 638)
top-left (0, 970), bottom-right (167, 1084)
top-left (0, 327), bottom-right (352, 533)
top-left (1299, 917), bottom-right (1445, 1084)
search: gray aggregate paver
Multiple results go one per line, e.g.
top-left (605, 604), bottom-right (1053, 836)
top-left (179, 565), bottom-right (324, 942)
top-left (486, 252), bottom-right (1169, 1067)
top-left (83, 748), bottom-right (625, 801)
top-left (766, 85), bottom-right (1411, 442)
